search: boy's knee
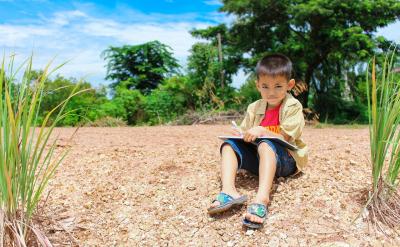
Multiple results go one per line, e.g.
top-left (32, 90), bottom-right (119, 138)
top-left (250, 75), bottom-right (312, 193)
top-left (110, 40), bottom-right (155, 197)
top-left (257, 142), bottom-right (274, 155)
top-left (221, 143), bottom-right (235, 154)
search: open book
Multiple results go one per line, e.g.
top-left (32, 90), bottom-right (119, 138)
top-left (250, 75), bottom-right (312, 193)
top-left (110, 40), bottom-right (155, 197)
top-left (218, 136), bottom-right (298, 151)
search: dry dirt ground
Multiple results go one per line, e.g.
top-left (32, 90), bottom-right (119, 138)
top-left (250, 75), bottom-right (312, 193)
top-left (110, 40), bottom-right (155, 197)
top-left (39, 125), bottom-right (400, 246)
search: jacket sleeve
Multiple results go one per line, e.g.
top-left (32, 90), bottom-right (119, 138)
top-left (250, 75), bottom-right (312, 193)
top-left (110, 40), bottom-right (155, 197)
top-left (280, 102), bottom-right (304, 141)
top-left (239, 104), bottom-right (254, 132)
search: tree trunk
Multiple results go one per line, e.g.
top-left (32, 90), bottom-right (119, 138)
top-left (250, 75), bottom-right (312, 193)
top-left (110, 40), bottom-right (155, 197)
top-left (217, 33), bottom-right (224, 89)
top-left (300, 65), bottom-right (314, 108)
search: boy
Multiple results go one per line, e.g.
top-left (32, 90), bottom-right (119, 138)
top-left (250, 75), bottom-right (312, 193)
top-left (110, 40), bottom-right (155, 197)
top-left (207, 54), bottom-right (308, 229)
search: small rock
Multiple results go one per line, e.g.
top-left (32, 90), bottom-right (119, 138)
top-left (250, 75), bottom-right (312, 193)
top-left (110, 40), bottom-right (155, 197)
top-left (191, 228), bottom-right (199, 237)
top-left (187, 186), bottom-right (196, 191)
top-left (361, 208), bottom-right (369, 218)
top-left (349, 160), bottom-right (357, 165)
top-left (268, 236), bottom-right (279, 246)
top-left (279, 232), bottom-right (287, 239)
top-left (319, 242), bottom-right (349, 247)
top-left (217, 230), bottom-right (224, 236)
top-left (276, 185), bottom-right (284, 192)
top-left (245, 229), bottom-right (254, 236)
top-left (227, 240), bottom-right (235, 247)
top-left (221, 234), bottom-right (230, 242)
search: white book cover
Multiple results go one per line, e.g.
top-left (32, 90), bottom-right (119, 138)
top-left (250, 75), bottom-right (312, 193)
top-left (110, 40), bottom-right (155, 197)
top-left (218, 136), bottom-right (298, 151)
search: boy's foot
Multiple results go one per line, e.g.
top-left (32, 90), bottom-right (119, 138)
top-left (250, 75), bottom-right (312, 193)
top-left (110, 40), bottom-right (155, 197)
top-left (209, 190), bottom-right (241, 208)
top-left (207, 192), bottom-right (247, 215)
top-left (243, 203), bottom-right (268, 229)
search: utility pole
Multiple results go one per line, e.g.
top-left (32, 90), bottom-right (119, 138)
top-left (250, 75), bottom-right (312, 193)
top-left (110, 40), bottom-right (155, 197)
top-left (217, 33), bottom-right (225, 89)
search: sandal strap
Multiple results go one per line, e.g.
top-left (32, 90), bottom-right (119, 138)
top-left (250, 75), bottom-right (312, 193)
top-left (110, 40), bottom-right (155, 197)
top-left (215, 192), bottom-right (233, 204)
top-left (247, 203), bottom-right (267, 218)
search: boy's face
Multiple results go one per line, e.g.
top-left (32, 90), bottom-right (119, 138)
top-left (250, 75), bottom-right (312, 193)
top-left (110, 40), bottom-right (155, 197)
top-left (256, 74), bottom-right (295, 108)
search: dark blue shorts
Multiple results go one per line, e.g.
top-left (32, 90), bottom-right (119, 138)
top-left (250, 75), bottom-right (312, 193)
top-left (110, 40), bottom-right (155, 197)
top-left (220, 139), bottom-right (297, 177)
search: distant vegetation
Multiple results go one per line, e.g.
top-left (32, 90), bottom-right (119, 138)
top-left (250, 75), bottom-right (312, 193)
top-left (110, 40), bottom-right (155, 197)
top-left (9, 0), bottom-right (400, 126)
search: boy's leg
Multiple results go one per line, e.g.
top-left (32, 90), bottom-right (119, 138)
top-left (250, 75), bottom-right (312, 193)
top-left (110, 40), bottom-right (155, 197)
top-left (244, 142), bottom-right (276, 223)
top-left (209, 144), bottom-right (242, 208)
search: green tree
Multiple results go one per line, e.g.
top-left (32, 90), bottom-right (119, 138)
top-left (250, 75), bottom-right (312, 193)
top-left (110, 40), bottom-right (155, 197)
top-left (139, 75), bottom-right (193, 124)
top-left (192, 0), bottom-right (400, 115)
top-left (236, 74), bottom-right (259, 109)
top-left (186, 42), bottom-right (238, 110)
top-left (102, 41), bottom-right (180, 94)
top-left (187, 43), bottom-right (221, 88)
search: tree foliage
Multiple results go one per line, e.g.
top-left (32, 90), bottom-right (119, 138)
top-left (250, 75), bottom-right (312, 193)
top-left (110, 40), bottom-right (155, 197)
top-left (30, 72), bottom-right (108, 126)
top-left (102, 41), bottom-right (180, 94)
top-left (192, 0), bottom-right (400, 117)
top-left (109, 83), bottom-right (145, 125)
top-left (186, 42), bottom-right (239, 110)
top-left (19, 3), bottom-right (400, 127)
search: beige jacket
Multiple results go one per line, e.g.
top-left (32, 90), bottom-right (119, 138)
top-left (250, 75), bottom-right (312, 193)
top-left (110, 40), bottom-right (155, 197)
top-left (239, 94), bottom-right (308, 171)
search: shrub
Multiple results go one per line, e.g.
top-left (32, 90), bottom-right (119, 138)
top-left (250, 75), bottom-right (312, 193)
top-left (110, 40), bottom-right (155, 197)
top-left (85, 116), bottom-right (127, 127)
top-left (0, 56), bottom-right (84, 245)
top-left (236, 74), bottom-right (259, 110)
top-left (144, 87), bottom-right (185, 125)
top-left (112, 85), bottom-right (145, 125)
top-left (365, 53), bottom-right (400, 230)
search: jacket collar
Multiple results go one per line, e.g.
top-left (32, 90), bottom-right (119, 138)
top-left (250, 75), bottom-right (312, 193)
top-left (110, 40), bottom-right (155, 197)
top-left (255, 93), bottom-right (297, 114)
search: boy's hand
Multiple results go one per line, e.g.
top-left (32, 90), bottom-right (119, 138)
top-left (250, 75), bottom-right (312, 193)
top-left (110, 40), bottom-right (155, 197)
top-left (243, 126), bottom-right (265, 142)
top-left (230, 127), bottom-right (242, 136)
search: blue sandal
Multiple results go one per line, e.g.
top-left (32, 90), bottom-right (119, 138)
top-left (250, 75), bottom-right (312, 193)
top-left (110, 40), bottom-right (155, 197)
top-left (242, 203), bottom-right (268, 229)
top-left (207, 192), bottom-right (247, 215)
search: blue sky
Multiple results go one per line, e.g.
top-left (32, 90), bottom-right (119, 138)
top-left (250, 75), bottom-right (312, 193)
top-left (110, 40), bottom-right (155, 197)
top-left (1, 0), bottom-right (399, 88)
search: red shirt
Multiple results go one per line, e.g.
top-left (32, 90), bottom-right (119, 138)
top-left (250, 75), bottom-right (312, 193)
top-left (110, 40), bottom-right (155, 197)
top-left (259, 104), bottom-right (281, 134)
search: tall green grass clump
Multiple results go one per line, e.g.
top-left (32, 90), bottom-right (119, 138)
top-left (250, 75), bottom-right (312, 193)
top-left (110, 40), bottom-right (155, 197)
top-left (366, 51), bottom-right (400, 229)
top-left (0, 55), bottom-right (82, 246)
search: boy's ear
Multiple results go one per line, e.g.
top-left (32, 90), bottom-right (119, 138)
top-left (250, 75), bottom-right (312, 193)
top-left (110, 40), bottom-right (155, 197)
top-left (288, 79), bottom-right (295, 90)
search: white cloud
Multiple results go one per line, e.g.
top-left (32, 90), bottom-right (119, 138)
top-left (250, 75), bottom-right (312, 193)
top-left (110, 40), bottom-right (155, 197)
top-left (111, 6), bottom-right (200, 24)
top-left (0, 25), bottom-right (53, 47)
top-left (206, 11), bottom-right (235, 25)
top-left (50, 10), bottom-right (87, 26)
top-left (0, 9), bottom-right (219, 86)
top-left (232, 69), bottom-right (249, 89)
top-left (204, 0), bottom-right (222, 6)
top-left (376, 20), bottom-right (400, 43)
top-left (80, 19), bottom-right (209, 58)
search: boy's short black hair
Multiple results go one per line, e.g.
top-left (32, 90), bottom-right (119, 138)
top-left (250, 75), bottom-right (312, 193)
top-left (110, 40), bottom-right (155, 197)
top-left (255, 53), bottom-right (292, 80)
